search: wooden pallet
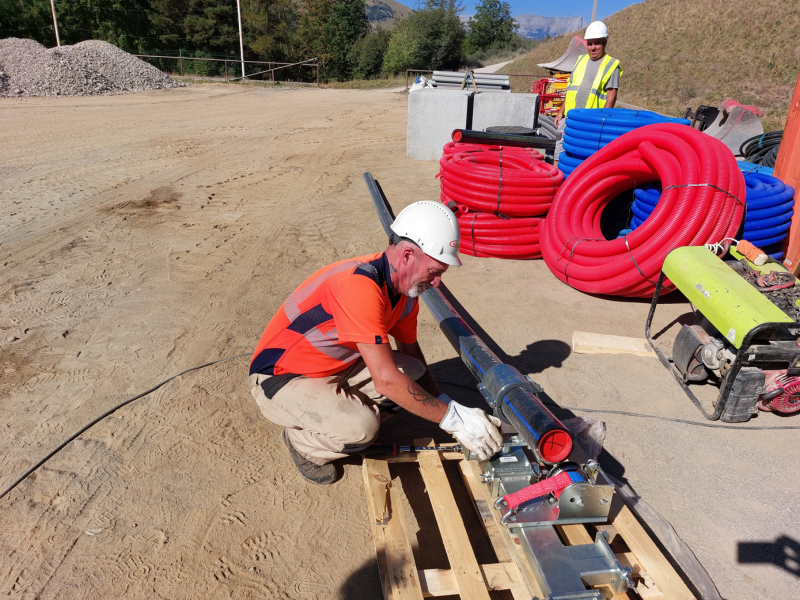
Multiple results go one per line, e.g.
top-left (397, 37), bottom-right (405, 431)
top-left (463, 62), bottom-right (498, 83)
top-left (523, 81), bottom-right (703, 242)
top-left (362, 440), bottom-right (697, 600)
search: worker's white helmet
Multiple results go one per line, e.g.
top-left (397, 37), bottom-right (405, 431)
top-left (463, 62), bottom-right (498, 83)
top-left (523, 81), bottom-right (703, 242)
top-left (390, 201), bottom-right (462, 267)
top-left (584, 21), bottom-right (609, 40)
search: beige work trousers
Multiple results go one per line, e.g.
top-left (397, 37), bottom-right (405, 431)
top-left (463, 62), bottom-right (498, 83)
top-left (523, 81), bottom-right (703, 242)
top-left (249, 352), bottom-right (426, 465)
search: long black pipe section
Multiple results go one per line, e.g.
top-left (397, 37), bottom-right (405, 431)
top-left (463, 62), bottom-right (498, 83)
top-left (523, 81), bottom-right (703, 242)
top-left (451, 129), bottom-right (556, 150)
top-left (363, 173), bottom-right (572, 463)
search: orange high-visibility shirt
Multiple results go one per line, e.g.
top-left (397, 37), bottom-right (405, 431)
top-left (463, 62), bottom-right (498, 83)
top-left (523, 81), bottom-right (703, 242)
top-left (249, 253), bottom-right (419, 378)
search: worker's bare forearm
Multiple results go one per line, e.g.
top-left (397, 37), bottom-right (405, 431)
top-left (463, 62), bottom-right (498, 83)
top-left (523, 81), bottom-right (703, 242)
top-left (606, 88), bottom-right (617, 108)
top-left (379, 371), bottom-right (448, 422)
top-left (396, 340), bottom-right (441, 397)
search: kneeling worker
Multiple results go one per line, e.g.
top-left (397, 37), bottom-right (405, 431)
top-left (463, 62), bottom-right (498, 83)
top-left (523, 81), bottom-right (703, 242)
top-left (248, 202), bottom-right (503, 484)
top-left (554, 21), bottom-right (622, 163)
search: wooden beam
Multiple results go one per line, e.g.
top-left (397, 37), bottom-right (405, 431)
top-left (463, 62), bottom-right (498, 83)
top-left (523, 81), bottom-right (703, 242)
top-left (417, 451), bottom-right (492, 600)
top-left (572, 331), bottom-right (657, 358)
top-left (610, 501), bottom-right (694, 600)
top-left (617, 552), bottom-right (664, 599)
top-left (385, 478), bottom-right (426, 600)
top-left (457, 461), bottom-right (529, 600)
top-left (418, 562), bottom-right (522, 597)
top-left (459, 460), bottom-right (545, 599)
top-left (364, 458), bottom-right (391, 526)
top-left (363, 459), bottom-right (394, 600)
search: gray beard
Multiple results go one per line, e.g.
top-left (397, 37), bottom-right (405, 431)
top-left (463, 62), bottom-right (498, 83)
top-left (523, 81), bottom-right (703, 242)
top-left (406, 283), bottom-right (433, 298)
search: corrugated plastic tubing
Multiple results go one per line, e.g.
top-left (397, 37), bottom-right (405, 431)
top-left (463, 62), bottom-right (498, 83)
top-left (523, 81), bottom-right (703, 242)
top-left (558, 108), bottom-right (690, 177)
top-left (627, 172), bottom-right (794, 255)
top-left (540, 123), bottom-right (746, 297)
top-left (439, 143), bottom-right (563, 218)
top-left (449, 207), bottom-right (544, 259)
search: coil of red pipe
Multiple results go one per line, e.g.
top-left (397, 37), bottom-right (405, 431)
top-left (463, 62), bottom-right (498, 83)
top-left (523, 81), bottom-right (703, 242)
top-left (439, 143), bottom-right (562, 218)
top-left (452, 207), bottom-right (543, 259)
top-left (540, 123), bottom-right (746, 297)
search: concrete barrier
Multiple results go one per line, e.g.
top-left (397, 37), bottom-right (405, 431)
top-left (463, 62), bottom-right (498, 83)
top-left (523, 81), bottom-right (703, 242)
top-left (472, 93), bottom-right (539, 132)
top-left (407, 89), bottom-right (473, 161)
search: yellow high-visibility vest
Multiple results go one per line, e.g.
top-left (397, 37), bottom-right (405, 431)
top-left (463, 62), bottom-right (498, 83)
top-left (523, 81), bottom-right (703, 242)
top-left (563, 54), bottom-right (622, 116)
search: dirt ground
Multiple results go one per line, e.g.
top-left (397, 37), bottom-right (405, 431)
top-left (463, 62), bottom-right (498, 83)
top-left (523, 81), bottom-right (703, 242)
top-left (1, 84), bottom-right (798, 600)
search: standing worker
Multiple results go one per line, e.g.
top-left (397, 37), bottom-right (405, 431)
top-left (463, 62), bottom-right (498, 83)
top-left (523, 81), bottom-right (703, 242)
top-left (553, 21), bottom-right (622, 163)
top-left (248, 202), bottom-right (503, 484)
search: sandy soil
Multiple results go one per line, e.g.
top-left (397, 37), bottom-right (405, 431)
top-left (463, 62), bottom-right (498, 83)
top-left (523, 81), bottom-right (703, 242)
top-left (0, 84), bottom-right (798, 600)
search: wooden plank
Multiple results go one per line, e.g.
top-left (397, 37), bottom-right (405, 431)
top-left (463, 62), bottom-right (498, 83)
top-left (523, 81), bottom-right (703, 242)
top-left (557, 524), bottom-right (593, 545)
top-left (417, 451), bottom-right (492, 600)
top-left (418, 562), bottom-right (522, 597)
top-left (461, 460), bottom-right (545, 599)
top-left (572, 331), bottom-right (657, 358)
top-left (457, 461), bottom-right (529, 600)
top-left (385, 478), bottom-right (426, 600)
top-left (385, 451), bottom-right (464, 463)
top-left (363, 459), bottom-right (394, 600)
top-left (364, 458), bottom-right (391, 526)
top-left (611, 502), bottom-right (695, 600)
top-left (617, 553), bottom-right (664, 599)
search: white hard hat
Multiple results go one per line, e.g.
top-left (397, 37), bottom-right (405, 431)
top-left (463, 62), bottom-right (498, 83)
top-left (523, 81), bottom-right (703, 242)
top-left (584, 21), bottom-right (609, 40)
top-left (390, 201), bottom-right (462, 267)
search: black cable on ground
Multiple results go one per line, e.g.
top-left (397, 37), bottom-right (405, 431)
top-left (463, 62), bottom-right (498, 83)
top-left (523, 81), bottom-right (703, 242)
top-left (0, 353), bottom-right (249, 502)
top-left (437, 379), bottom-right (800, 431)
top-left (739, 131), bottom-right (783, 167)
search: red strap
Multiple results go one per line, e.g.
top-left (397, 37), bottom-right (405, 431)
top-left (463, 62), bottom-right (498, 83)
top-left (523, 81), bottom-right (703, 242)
top-left (502, 471), bottom-right (574, 512)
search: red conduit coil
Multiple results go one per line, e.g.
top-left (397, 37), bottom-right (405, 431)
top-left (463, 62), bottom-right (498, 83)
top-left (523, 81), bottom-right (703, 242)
top-left (540, 123), bottom-right (746, 297)
top-left (439, 144), bottom-right (562, 218)
top-left (450, 205), bottom-right (544, 259)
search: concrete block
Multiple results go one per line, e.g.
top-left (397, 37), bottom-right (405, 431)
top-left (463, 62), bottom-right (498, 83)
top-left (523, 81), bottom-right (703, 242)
top-left (472, 92), bottom-right (539, 132)
top-left (407, 89), bottom-right (473, 161)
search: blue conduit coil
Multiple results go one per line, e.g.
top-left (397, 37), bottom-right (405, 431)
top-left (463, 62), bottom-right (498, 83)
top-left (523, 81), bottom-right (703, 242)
top-left (624, 171), bottom-right (795, 259)
top-left (558, 108), bottom-right (690, 177)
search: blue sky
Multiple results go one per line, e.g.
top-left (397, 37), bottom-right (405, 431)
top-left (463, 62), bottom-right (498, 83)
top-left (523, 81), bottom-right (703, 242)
top-left (460, 0), bottom-right (644, 22)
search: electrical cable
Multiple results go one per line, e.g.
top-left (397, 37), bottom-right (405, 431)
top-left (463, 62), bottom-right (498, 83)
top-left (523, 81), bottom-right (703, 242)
top-left (739, 131), bottom-right (783, 167)
top-left (541, 123), bottom-right (746, 297)
top-left (436, 380), bottom-right (800, 430)
top-left (0, 353), bottom-right (249, 502)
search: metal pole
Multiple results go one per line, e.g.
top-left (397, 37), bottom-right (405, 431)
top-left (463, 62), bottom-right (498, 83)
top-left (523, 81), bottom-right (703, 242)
top-left (49, 0), bottom-right (60, 47)
top-left (224, 60), bottom-right (227, 81)
top-left (236, 0), bottom-right (245, 78)
top-left (591, 0), bottom-right (598, 22)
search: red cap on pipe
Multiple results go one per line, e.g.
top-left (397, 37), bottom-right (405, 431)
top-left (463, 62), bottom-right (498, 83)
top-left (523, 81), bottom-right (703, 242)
top-left (538, 430), bottom-right (572, 463)
top-left (452, 129), bottom-right (463, 142)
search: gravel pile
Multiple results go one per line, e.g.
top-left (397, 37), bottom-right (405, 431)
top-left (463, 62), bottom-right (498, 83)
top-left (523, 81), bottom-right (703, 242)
top-left (0, 38), bottom-right (180, 98)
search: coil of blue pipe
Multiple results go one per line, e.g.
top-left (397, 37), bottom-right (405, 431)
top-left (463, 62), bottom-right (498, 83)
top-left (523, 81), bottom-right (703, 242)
top-left (624, 168), bottom-right (795, 259)
top-left (557, 108), bottom-right (690, 176)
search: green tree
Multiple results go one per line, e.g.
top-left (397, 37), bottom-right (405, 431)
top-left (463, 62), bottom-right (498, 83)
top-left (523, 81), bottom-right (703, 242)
top-left (348, 27), bottom-right (390, 79)
top-left (0, 0), bottom-right (54, 45)
top-left (465, 0), bottom-right (515, 54)
top-left (382, 7), bottom-right (465, 75)
top-left (183, 0), bottom-right (239, 55)
top-left (242, 0), bottom-right (297, 62)
top-left (323, 0), bottom-right (368, 80)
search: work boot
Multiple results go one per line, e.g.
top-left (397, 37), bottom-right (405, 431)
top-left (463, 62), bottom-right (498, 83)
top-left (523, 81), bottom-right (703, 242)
top-left (281, 429), bottom-right (337, 485)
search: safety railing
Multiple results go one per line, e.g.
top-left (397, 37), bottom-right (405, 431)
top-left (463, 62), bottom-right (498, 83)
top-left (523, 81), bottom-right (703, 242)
top-left (135, 55), bottom-right (320, 85)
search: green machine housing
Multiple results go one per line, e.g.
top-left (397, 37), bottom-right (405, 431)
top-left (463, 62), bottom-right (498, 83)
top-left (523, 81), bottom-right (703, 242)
top-left (646, 246), bottom-right (800, 422)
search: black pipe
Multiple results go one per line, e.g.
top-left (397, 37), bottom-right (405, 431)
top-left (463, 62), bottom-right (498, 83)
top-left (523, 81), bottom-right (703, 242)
top-left (451, 129), bottom-right (556, 150)
top-left (363, 173), bottom-right (572, 463)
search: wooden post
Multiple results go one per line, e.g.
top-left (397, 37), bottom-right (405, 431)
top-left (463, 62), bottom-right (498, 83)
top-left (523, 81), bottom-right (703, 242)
top-left (179, 49), bottom-right (183, 76)
top-left (49, 0), bottom-right (60, 46)
top-left (778, 71), bottom-right (800, 274)
top-left (224, 60), bottom-right (227, 81)
top-left (406, 70), bottom-right (410, 90)
top-left (316, 64), bottom-right (320, 87)
top-left (269, 62), bottom-right (274, 83)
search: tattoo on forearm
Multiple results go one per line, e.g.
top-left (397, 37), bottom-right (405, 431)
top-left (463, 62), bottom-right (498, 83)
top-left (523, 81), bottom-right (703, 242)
top-left (407, 384), bottom-right (439, 408)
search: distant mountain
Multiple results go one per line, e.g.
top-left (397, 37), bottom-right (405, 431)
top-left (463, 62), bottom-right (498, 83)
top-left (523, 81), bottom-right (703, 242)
top-left (366, 0), bottom-right (413, 28)
top-left (514, 14), bottom-right (587, 40)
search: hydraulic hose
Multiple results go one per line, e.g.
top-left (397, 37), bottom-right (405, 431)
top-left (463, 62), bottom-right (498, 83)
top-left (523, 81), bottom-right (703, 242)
top-left (439, 145), bottom-right (563, 218)
top-left (541, 123), bottom-right (746, 297)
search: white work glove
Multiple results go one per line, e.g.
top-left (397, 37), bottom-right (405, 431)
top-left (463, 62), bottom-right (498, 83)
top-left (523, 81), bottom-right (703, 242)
top-left (439, 400), bottom-right (503, 460)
